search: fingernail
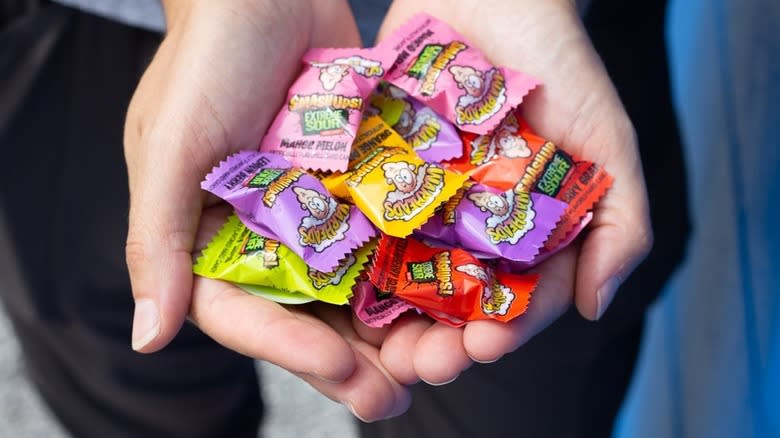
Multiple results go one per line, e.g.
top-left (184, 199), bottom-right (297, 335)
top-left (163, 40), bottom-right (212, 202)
top-left (345, 402), bottom-right (369, 423)
top-left (132, 299), bottom-right (160, 351)
top-left (596, 276), bottom-right (620, 320)
top-left (421, 374), bottom-right (459, 386)
top-left (470, 355), bottom-right (501, 364)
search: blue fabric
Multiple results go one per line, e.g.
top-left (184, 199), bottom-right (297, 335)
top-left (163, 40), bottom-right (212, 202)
top-left (615, 0), bottom-right (780, 436)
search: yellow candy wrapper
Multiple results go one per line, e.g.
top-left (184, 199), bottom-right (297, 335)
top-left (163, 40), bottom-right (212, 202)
top-left (194, 215), bottom-right (375, 305)
top-left (342, 115), bottom-right (467, 237)
top-left (320, 170), bottom-right (352, 201)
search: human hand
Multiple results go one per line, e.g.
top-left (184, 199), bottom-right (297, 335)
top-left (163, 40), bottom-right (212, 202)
top-left (359, 0), bottom-right (652, 385)
top-left (123, 0), bottom-right (409, 420)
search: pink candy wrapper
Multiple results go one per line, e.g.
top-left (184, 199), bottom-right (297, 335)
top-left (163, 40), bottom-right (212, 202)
top-left (260, 47), bottom-right (395, 172)
top-left (417, 182), bottom-right (567, 262)
top-left (382, 14), bottom-right (540, 135)
top-left (201, 151), bottom-right (376, 272)
top-left (349, 280), bottom-right (418, 328)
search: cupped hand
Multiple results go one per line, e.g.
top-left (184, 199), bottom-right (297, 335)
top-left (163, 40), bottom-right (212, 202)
top-left (360, 0), bottom-right (653, 386)
top-left (123, 0), bottom-right (409, 421)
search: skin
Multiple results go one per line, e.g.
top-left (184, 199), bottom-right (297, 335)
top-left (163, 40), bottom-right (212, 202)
top-left (124, 0), bottom-right (651, 422)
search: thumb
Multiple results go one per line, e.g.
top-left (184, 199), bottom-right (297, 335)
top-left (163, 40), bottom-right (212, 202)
top-left (574, 161), bottom-right (654, 320)
top-left (125, 124), bottom-right (213, 353)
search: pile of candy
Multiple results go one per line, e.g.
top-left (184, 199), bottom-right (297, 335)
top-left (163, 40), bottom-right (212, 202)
top-left (193, 14), bottom-right (612, 328)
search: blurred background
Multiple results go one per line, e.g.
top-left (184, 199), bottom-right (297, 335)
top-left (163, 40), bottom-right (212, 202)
top-left (1, 0), bottom-right (777, 436)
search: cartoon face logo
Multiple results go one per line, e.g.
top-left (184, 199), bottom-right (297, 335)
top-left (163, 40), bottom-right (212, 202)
top-left (318, 64), bottom-right (350, 91)
top-left (449, 65), bottom-right (485, 97)
top-left (468, 189), bottom-right (535, 245)
top-left (383, 161), bottom-right (418, 194)
top-left (313, 56), bottom-right (384, 91)
top-left (294, 187), bottom-right (330, 221)
top-left (455, 263), bottom-right (490, 283)
top-left (381, 161), bottom-right (446, 222)
top-left (468, 191), bottom-right (510, 217)
top-left (495, 129), bottom-right (531, 158)
top-left (293, 187), bottom-right (351, 252)
top-left (448, 65), bottom-right (507, 126)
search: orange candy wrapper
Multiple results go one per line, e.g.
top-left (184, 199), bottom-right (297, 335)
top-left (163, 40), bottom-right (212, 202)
top-left (368, 235), bottom-right (538, 327)
top-left (444, 111), bottom-right (613, 249)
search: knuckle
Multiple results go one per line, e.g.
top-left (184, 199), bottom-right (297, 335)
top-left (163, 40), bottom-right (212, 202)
top-left (125, 237), bottom-right (148, 275)
top-left (636, 225), bottom-right (654, 259)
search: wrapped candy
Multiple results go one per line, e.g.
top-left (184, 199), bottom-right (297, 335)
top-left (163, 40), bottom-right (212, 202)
top-left (260, 47), bottom-right (394, 171)
top-left (370, 83), bottom-right (463, 162)
top-left (201, 151), bottom-right (376, 272)
top-left (445, 112), bottom-right (612, 249)
top-left (381, 13), bottom-right (539, 134)
top-left (349, 279), bottom-right (418, 328)
top-left (194, 215), bottom-right (375, 305)
top-left (417, 182), bottom-right (567, 262)
top-left (368, 235), bottom-right (537, 327)
top-left (322, 115), bottom-right (467, 237)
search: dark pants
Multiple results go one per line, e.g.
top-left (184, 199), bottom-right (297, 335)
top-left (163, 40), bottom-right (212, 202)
top-left (0, 1), bottom-right (687, 437)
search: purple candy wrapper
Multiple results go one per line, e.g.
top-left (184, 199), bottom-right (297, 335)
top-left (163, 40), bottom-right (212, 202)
top-left (416, 181), bottom-right (567, 262)
top-left (498, 211), bottom-right (593, 272)
top-left (349, 280), bottom-right (418, 328)
top-left (371, 84), bottom-right (463, 163)
top-left (202, 151), bottom-right (376, 272)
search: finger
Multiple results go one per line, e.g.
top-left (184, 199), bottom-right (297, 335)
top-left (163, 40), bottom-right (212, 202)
top-left (463, 245), bottom-right (577, 362)
top-left (193, 204), bottom-right (233, 252)
top-left (310, 0), bottom-right (362, 47)
top-left (351, 313), bottom-right (393, 348)
top-left (379, 313), bottom-right (433, 385)
top-left (189, 277), bottom-right (356, 382)
top-left (574, 198), bottom-right (652, 320)
top-left (413, 323), bottom-right (472, 385)
top-left (126, 138), bottom-right (208, 353)
top-left (307, 304), bottom-right (412, 422)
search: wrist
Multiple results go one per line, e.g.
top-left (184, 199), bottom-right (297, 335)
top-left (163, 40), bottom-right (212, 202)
top-left (161, 0), bottom-right (313, 34)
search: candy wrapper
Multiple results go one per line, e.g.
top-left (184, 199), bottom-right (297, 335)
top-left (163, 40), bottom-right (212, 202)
top-left (201, 151), bottom-right (376, 273)
top-left (350, 279), bottom-right (418, 328)
top-left (260, 47), bottom-right (394, 171)
top-left (417, 182), bottom-right (567, 262)
top-left (329, 115), bottom-right (467, 237)
top-left (368, 236), bottom-right (537, 327)
top-left (445, 112), bottom-right (612, 249)
top-left (381, 14), bottom-right (539, 135)
top-left (193, 215), bottom-right (375, 305)
top-left (370, 83), bottom-right (463, 162)
top-left (237, 283), bottom-right (316, 305)
top-left (498, 212), bottom-right (593, 273)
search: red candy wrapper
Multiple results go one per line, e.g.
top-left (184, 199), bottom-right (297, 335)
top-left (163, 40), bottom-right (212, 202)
top-left (381, 13), bottom-right (540, 135)
top-left (445, 112), bottom-right (613, 249)
top-left (368, 235), bottom-right (537, 327)
top-left (260, 47), bottom-right (394, 172)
